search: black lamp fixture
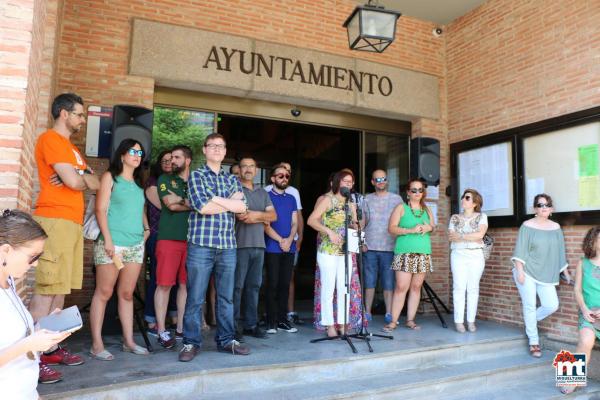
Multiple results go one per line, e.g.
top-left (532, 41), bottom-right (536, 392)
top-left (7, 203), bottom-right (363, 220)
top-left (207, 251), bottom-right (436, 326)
top-left (343, 0), bottom-right (401, 53)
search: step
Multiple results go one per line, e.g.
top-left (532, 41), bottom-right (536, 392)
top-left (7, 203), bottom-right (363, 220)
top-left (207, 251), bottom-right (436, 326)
top-left (47, 336), bottom-right (531, 400)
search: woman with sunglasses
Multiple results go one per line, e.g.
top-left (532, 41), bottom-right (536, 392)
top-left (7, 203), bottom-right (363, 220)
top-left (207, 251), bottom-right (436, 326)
top-left (1, 209), bottom-right (71, 398)
top-left (308, 169), bottom-right (360, 337)
top-left (448, 189), bottom-right (488, 333)
top-left (512, 193), bottom-right (570, 358)
top-left (383, 178), bottom-right (434, 332)
top-left (90, 139), bottom-right (150, 360)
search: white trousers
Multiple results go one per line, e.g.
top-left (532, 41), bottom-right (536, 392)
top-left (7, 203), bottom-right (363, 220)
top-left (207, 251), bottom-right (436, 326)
top-left (451, 248), bottom-right (485, 323)
top-left (513, 268), bottom-right (559, 345)
top-left (318, 252), bottom-right (352, 326)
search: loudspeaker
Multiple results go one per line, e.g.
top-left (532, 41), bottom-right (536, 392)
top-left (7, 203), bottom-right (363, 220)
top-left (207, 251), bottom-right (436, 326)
top-left (410, 137), bottom-right (440, 186)
top-left (111, 105), bottom-right (153, 162)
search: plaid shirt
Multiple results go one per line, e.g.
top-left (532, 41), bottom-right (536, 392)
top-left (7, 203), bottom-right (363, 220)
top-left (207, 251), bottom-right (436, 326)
top-left (187, 164), bottom-right (245, 249)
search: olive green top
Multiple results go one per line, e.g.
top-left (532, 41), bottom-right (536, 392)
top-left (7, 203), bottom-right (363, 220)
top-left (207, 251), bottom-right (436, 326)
top-left (394, 204), bottom-right (432, 255)
top-left (511, 225), bottom-right (568, 285)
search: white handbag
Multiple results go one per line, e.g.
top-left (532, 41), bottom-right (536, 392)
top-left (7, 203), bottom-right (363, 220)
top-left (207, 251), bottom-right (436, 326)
top-left (83, 194), bottom-right (100, 240)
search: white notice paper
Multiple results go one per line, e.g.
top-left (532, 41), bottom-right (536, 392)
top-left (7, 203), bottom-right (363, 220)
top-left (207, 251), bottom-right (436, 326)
top-left (426, 185), bottom-right (439, 200)
top-left (425, 202), bottom-right (438, 225)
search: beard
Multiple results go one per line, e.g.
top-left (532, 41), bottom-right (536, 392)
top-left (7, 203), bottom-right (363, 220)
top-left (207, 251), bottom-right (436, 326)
top-left (274, 181), bottom-right (288, 190)
top-left (171, 163), bottom-right (184, 174)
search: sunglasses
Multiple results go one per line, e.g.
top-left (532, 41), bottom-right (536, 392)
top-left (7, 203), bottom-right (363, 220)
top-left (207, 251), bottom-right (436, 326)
top-left (462, 195), bottom-right (472, 201)
top-left (275, 173), bottom-right (290, 180)
top-left (409, 188), bottom-right (424, 194)
top-left (374, 177), bottom-right (387, 183)
top-left (127, 148), bottom-right (144, 157)
top-left (536, 203), bottom-right (552, 209)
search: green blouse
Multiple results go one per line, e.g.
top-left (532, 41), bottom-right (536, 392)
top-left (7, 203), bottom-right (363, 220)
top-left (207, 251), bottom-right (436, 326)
top-left (394, 204), bottom-right (432, 255)
top-left (511, 225), bottom-right (568, 285)
top-left (582, 258), bottom-right (600, 310)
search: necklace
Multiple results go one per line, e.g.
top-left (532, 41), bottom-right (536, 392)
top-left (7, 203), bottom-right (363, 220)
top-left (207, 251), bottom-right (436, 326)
top-left (3, 277), bottom-right (35, 360)
top-left (410, 204), bottom-right (424, 218)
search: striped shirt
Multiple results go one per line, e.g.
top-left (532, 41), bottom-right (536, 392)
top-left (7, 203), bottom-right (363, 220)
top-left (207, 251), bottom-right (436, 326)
top-left (187, 164), bottom-right (245, 249)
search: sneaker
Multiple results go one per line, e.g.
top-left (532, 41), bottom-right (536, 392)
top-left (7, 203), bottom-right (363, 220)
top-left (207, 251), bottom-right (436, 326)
top-left (175, 331), bottom-right (184, 341)
top-left (146, 327), bottom-right (158, 337)
top-left (217, 340), bottom-right (250, 355)
top-left (287, 312), bottom-right (305, 325)
top-left (266, 325), bottom-right (277, 334)
top-left (40, 346), bottom-right (84, 366)
top-left (158, 331), bottom-right (176, 349)
top-left (277, 321), bottom-right (298, 333)
top-left (38, 363), bottom-right (62, 384)
top-left (178, 344), bottom-right (199, 362)
top-left (384, 313), bottom-right (393, 324)
top-left (243, 326), bottom-right (267, 339)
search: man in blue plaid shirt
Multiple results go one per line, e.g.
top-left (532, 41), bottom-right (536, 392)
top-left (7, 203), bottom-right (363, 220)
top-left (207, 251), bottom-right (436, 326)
top-left (179, 133), bottom-right (250, 361)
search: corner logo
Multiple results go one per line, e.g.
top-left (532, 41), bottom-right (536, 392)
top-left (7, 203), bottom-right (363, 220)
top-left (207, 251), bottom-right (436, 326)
top-left (553, 350), bottom-right (586, 388)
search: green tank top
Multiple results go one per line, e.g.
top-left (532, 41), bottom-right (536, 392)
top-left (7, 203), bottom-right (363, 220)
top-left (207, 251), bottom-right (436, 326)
top-left (101, 176), bottom-right (145, 246)
top-left (582, 258), bottom-right (600, 309)
top-left (394, 203), bottom-right (432, 255)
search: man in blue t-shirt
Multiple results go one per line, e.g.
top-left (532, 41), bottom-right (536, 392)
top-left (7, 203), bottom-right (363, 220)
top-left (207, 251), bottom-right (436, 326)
top-left (264, 164), bottom-right (299, 334)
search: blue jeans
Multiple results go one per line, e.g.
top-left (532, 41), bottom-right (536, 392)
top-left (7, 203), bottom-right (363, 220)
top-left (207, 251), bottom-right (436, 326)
top-left (183, 244), bottom-right (236, 348)
top-left (363, 250), bottom-right (395, 290)
top-left (234, 248), bottom-right (264, 330)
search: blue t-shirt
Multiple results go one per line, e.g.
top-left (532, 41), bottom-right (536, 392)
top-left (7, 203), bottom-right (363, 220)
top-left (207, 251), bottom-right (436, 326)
top-left (265, 189), bottom-right (297, 254)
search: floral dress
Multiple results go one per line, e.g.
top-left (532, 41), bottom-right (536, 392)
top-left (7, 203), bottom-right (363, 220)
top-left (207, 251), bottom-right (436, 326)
top-left (313, 194), bottom-right (364, 331)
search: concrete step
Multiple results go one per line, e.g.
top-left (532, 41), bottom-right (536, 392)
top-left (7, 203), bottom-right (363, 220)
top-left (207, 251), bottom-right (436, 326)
top-left (47, 336), bottom-right (534, 400)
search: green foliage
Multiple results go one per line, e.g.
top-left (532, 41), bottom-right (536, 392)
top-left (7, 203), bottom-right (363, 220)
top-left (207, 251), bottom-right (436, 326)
top-left (152, 107), bottom-right (209, 169)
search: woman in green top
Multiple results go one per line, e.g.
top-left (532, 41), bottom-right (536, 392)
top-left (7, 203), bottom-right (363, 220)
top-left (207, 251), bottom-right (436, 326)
top-left (511, 194), bottom-right (571, 358)
top-left (90, 139), bottom-right (150, 360)
top-left (561, 227), bottom-right (600, 394)
top-left (383, 178), bottom-right (435, 332)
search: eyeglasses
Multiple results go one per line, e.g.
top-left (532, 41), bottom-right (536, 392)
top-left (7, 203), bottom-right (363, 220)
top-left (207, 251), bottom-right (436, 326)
top-left (205, 143), bottom-right (226, 150)
top-left (127, 148), bottom-right (144, 157)
top-left (462, 195), bottom-right (472, 201)
top-left (409, 188), bottom-right (424, 194)
top-left (161, 159), bottom-right (172, 165)
top-left (275, 173), bottom-right (290, 180)
top-left (536, 203), bottom-right (552, 209)
top-left (374, 177), bottom-right (387, 183)
top-left (69, 111), bottom-right (85, 119)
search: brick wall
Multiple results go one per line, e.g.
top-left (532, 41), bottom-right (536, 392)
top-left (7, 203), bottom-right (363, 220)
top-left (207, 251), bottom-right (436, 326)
top-left (446, 0), bottom-right (600, 342)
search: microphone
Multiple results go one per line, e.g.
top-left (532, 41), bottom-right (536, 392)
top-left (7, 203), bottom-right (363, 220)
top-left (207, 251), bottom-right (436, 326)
top-left (340, 187), bottom-right (352, 198)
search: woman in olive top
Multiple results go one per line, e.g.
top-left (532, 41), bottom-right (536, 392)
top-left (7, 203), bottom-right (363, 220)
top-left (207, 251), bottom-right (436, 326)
top-left (383, 178), bottom-right (435, 332)
top-left (512, 193), bottom-right (571, 358)
top-left (90, 139), bottom-right (150, 360)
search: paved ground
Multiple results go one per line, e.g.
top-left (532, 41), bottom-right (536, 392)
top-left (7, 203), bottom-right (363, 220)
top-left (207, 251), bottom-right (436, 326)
top-left (38, 313), bottom-right (526, 398)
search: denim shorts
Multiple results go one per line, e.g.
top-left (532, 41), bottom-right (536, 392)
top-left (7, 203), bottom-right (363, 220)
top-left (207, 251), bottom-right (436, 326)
top-left (362, 250), bottom-right (395, 290)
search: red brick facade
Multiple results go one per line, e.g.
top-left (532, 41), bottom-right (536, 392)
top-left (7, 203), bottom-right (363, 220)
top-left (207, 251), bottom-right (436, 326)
top-left (1, 0), bottom-right (598, 343)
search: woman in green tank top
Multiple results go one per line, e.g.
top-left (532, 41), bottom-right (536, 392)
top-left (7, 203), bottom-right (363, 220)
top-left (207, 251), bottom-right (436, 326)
top-left (562, 227), bottom-right (600, 394)
top-left (383, 179), bottom-right (435, 332)
top-left (90, 139), bottom-right (150, 360)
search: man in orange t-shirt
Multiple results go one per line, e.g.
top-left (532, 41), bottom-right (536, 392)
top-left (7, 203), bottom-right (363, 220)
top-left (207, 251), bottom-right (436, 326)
top-left (29, 93), bottom-right (100, 384)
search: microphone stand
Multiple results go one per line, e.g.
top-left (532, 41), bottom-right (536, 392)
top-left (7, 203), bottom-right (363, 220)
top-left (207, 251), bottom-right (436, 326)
top-left (347, 194), bottom-right (393, 351)
top-left (310, 193), bottom-right (357, 353)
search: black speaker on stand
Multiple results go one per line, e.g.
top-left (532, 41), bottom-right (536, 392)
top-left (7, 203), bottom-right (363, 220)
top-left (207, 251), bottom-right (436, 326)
top-left (111, 105), bottom-right (153, 163)
top-left (410, 137), bottom-right (440, 186)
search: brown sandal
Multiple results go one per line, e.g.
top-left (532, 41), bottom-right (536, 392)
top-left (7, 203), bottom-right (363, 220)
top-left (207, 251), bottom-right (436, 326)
top-left (529, 345), bottom-right (542, 358)
top-left (405, 320), bottom-right (421, 330)
top-left (382, 322), bottom-right (398, 333)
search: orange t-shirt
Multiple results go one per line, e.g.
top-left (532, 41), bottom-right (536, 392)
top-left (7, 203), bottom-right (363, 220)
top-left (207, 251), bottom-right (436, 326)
top-left (34, 129), bottom-right (88, 225)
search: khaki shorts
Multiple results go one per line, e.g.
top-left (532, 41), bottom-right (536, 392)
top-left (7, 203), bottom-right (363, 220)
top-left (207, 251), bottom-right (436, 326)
top-left (33, 216), bottom-right (83, 295)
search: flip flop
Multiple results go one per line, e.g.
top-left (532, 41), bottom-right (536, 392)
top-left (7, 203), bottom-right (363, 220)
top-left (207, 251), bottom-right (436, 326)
top-left (382, 322), bottom-right (398, 333)
top-left (89, 348), bottom-right (114, 361)
top-left (122, 344), bottom-right (149, 355)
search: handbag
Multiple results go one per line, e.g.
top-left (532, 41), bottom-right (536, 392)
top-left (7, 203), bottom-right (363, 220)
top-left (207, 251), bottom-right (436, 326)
top-left (482, 233), bottom-right (494, 260)
top-left (83, 194), bottom-right (100, 241)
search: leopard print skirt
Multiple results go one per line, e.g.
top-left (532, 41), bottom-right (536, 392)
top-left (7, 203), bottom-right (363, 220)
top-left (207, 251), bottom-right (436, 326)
top-left (391, 253), bottom-right (433, 273)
